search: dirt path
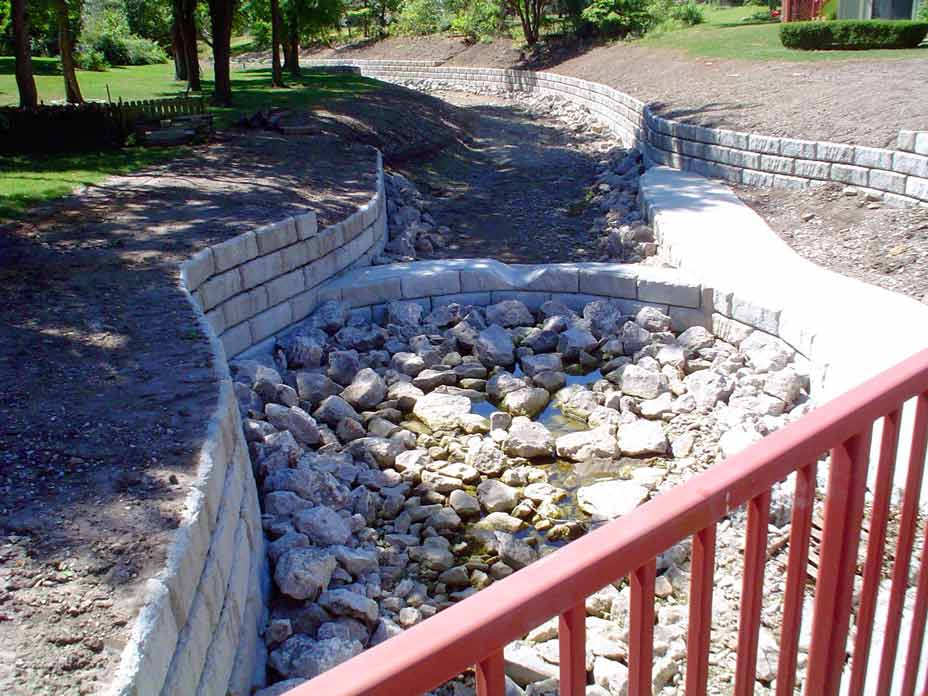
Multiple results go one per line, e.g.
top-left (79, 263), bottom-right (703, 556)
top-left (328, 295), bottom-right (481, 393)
top-left (309, 36), bottom-right (928, 148)
top-left (398, 92), bottom-right (615, 264)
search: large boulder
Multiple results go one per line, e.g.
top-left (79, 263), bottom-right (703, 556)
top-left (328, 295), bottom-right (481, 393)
top-left (502, 387), bottom-right (550, 418)
top-left (684, 370), bottom-right (734, 411)
top-left (477, 479), bottom-right (521, 513)
top-left (412, 392), bottom-right (472, 431)
top-left (485, 300), bottom-right (534, 328)
top-left (274, 548), bottom-right (337, 601)
top-left (607, 363), bottom-right (663, 400)
top-left (294, 506), bottom-right (352, 546)
top-left (617, 419), bottom-right (668, 456)
top-left (555, 426), bottom-right (619, 461)
top-left (340, 368), bottom-right (387, 410)
top-left (577, 480), bottom-right (649, 520)
top-left (503, 417), bottom-right (555, 458)
top-left (476, 325), bottom-right (516, 368)
top-left (269, 634), bottom-right (363, 680)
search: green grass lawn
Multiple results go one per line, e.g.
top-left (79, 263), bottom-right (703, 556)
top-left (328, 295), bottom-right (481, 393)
top-left (637, 4), bottom-right (928, 60)
top-left (0, 59), bottom-right (378, 219)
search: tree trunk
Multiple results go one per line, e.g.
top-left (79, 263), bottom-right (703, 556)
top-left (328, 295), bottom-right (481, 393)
top-left (208, 0), bottom-right (235, 105)
top-left (12, 0), bottom-right (38, 108)
top-left (270, 0), bottom-right (284, 87)
top-left (181, 0), bottom-right (201, 91)
top-left (284, 19), bottom-right (300, 77)
top-left (55, 0), bottom-right (83, 103)
top-left (171, 0), bottom-right (188, 80)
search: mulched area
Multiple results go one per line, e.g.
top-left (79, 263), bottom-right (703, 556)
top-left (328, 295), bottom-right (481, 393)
top-left (0, 82), bottom-right (471, 696)
top-left (309, 36), bottom-right (928, 148)
top-left (734, 182), bottom-right (928, 304)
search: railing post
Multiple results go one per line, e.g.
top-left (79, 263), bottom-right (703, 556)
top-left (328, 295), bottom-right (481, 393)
top-left (476, 649), bottom-right (506, 696)
top-left (877, 393), bottom-right (928, 694)
top-left (848, 410), bottom-right (901, 696)
top-left (804, 427), bottom-right (873, 696)
top-left (559, 603), bottom-right (586, 696)
top-left (687, 524), bottom-right (717, 696)
top-left (629, 560), bottom-right (656, 696)
top-left (776, 462), bottom-right (817, 696)
top-left (734, 490), bottom-right (771, 696)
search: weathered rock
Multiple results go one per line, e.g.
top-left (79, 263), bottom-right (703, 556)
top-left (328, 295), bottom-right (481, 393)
top-left (340, 368), bottom-right (387, 410)
top-left (327, 350), bottom-right (361, 387)
top-left (557, 326), bottom-right (598, 360)
top-left (521, 353), bottom-right (563, 378)
top-left (677, 326), bottom-right (714, 352)
top-left (387, 300), bottom-right (424, 326)
top-left (504, 417), bottom-right (555, 458)
top-left (555, 426), bottom-right (619, 461)
top-left (309, 300), bottom-right (350, 334)
top-left (476, 325), bottom-right (516, 368)
top-left (332, 545), bottom-right (378, 577)
top-left (269, 634), bottom-right (363, 680)
top-left (684, 370), bottom-right (734, 410)
top-left (502, 387), bottom-right (550, 418)
top-left (295, 372), bottom-right (341, 408)
top-left (314, 395), bottom-right (362, 428)
top-left (764, 367), bottom-right (803, 405)
top-left (319, 589), bottom-right (379, 625)
top-left (607, 363), bottom-right (663, 400)
top-left (412, 368), bottom-right (458, 391)
top-left (496, 532), bottom-right (537, 570)
top-left (486, 300), bottom-right (534, 328)
top-left (274, 548), bottom-right (337, 601)
top-left (284, 333), bottom-right (325, 369)
top-left (294, 506), bottom-right (351, 546)
top-left (412, 392), bottom-right (472, 431)
top-left (617, 419), bottom-right (667, 456)
top-left (467, 438), bottom-right (507, 476)
top-left (477, 479), bottom-right (521, 513)
top-left (577, 480), bottom-right (649, 520)
top-left (635, 306), bottom-right (671, 333)
top-left (449, 489), bottom-right (482, 517)
top-left (504, 642), bottom-right (559, 686)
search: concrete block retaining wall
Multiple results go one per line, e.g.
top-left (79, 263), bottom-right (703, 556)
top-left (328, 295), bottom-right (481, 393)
top-left (306, 59), bottom-right (928, 207)
top-left (107, 152), bottom-right (387, 695)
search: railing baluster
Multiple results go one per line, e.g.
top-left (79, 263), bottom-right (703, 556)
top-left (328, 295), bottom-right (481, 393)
top-left (878, 392), bottom-right (928, 694)
top-left (848, 410), bottom-right (901, 696)
top-left (735, 490), bottom-right (772, 696)
top-left (776, 462), bottom-right (817, 696)
top-left (805, 427), bottom-right (873, 696)
top-left (629, 560), bottom-right (656, 696)
top-left (476, 648), bottom-right (506, 696)
top-left (559, 602), bottom-right (586, 696)
top-left (687, 524), bottom-right (717, 696)
top-left (902, 522), bottom-right (928, 696)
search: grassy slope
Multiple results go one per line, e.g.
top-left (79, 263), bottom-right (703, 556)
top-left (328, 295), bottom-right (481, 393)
top-left (0, 60), bottom-right (377, 219)
top-left (637, 5), bottom-right (928, 60)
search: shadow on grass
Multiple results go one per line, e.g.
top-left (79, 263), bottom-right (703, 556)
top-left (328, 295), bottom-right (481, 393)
top-left (0, 56), bottom-right (62, 76)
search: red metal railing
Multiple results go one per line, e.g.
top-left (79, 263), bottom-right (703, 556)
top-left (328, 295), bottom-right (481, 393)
top-left (285, 348), bottom-right (928, 696)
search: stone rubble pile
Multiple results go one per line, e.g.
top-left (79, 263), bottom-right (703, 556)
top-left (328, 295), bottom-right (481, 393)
top-left (234, 294), bottom-right (814, 696)
top-left (378, 171), bottom-right (450, 262)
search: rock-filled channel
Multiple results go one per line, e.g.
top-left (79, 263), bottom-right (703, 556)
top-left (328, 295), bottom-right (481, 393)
top-left (234, 288), bottom-right (812, 696)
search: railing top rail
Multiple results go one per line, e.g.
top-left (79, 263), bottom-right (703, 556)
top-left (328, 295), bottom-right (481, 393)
top-left (285, 347), bottom-right (928, 696)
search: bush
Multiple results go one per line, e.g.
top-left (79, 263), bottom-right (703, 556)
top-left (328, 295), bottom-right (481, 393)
top-left (779, 19), bottom-right (928, 50)
top-left (669, 0), bottom-right (704, 25)
top-left (73, 48), bottom-right (110, 71)
top-left (250, 19), bottom-right (273, 49)
top-left (581, 0), bottom-right (651, 37)
top-left (394, 0), bottom-right (450, 34)
top-left (918, 1), bottom-right (928, 21)
top-left (90, 33), bottom-right (169, 65)
top-left (450, 0), bottom-right (503, 40)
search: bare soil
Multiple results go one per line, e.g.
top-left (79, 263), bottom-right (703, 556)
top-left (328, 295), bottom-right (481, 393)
top-left (734, 182), bottom-right (928, 304)
top-left (308, 36), bottom-right (928, 147)
top-left (0, 83), bottom-right (471, 696)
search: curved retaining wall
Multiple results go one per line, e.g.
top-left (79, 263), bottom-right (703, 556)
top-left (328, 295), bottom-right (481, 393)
top-left (306, 59), bottom-right (928, 207)
top-left (107, 151), bottom-right (387, 696)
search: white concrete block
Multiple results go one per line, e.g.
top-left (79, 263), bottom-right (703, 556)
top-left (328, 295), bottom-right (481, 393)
top-left (793, 160), bottom-right (831, 180)
top-left (636, 268), bottom-right (701, 308)
top-left (868, 169), bottom-right (907, 195)
top-left (747, 134), bottom-right (781, 155)
top-left (220, 322), bottom-right (254, 357)
top-left (265, 269), bottom-right (306, 306)
top-left (760, 154), bottom-right (794, 175)
top-left (669, 306), bottom-right (709, 332)
top-left (831, 163), bottom-right (869, 187)
top-left (249, 302), bottom-right (293, 343)
top-left (239, 253), bottom-right (284, 291)
top-left (577, 264), bottom-right (638, 298)
top-left (906, 176), bottom-right (928, 201)
top-left (779, 138), bottom-right (818, 159)
top-left (199, 269), bottom-right (243, 312)
top-left (183, 249), bottom-right (216, 293)
top-left (211, 232), bottom-right (259, 273)
top-left (489, 290), bottom-right (549, 309)
top-left (295, 211), bottom-right (318, 240)
top-left (817, 142), bottom-right (856, 164)
top-left (254, 219), bottom-right (298, 255)
top-left (221, 287), bottom-right (269, 328)
top-left (893, 151), bottom-right (928, 178)
top-left (431, 292), bottom-right (492, 307)
top-left (853, 146), bottom-right (894, 170)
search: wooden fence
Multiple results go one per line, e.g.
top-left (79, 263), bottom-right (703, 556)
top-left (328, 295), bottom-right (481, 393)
top-left (0, 95), bottom-right (207, 153)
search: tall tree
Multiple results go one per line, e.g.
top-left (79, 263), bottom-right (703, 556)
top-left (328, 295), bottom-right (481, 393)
top-left (207, 0), bottom-right (235, 104)
top-left (12, 0), bottom-right (39, 108)
top-left (173, 0), bottom-right (201, 89)
top-left (270, 0), bottom-right (284, 86)
top-left (283, 10), bottom-right (300, 77)
top-left (54, 0), bottom-right (83, 103)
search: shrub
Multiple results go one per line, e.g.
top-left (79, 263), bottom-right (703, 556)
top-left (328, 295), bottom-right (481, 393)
top-left (669, 0), bottom-right (704, 25)
top-left (73, 48), bottom-right (110, 71)
top-left (918, 1), bottom-right (928, 21)
top-left (394, 0), bottom-right (450, 34)
top-left (779, 19), bottom-right (928, 50)
top-left (90, 33), bottom-right (169, 65)
top-left (250, 19), bottom-right (273, 49)
top-left (581, 0), bottom-right (651, 37)
top-left (450, 0), bottom-right (503, 40)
